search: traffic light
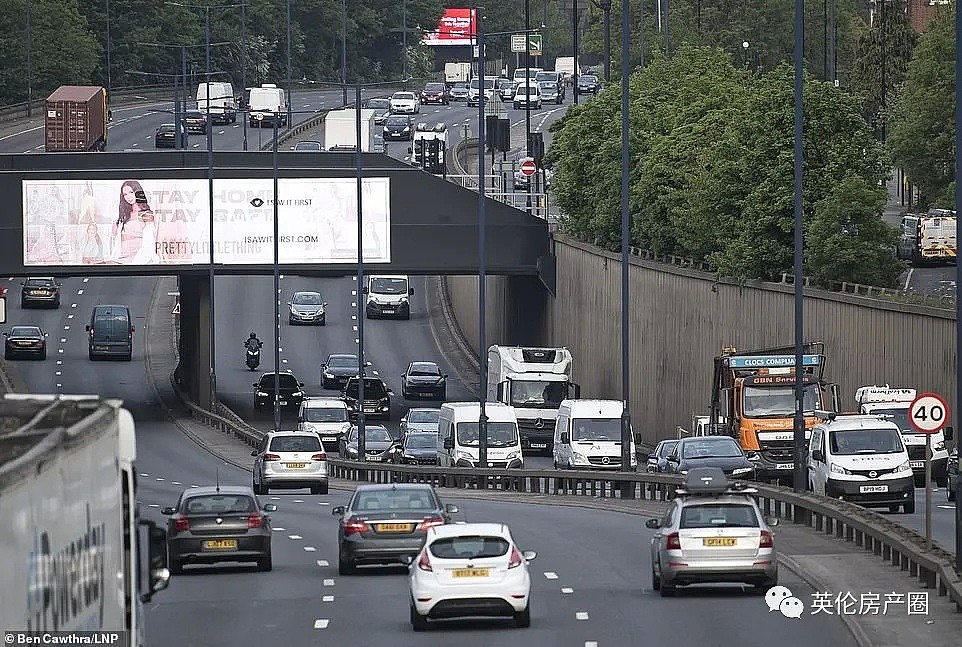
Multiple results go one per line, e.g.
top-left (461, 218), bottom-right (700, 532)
top-left (527, 131), bottom-right (545, 165)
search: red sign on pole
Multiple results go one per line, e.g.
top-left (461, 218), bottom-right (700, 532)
top-left (908, 392), bottom-right (949, 434)
top-left (520, 160), bottom-right (537, 177)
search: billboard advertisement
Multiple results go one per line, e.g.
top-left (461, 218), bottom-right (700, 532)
top-left (21, 177), bottom-right (391, 267)
top-left (422, 8), bottom-right (476, 46)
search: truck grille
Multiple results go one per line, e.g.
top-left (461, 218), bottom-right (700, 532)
top-left (518, 420), bottom-right (552, 439)
top-left (759, 439), bottom-right (796, 462)
top-left (849, 467), bottom-right (896, 478)
top-left (587, 456), bottom-right (621, 466)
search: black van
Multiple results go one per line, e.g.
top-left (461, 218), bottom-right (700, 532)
top-left (86, 305), bottom-right (135, 361)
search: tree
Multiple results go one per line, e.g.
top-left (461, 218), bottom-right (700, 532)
top-left (887, 5), bottom-right (954, 208)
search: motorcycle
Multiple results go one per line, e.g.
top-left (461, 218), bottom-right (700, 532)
top-left (245, 346), bottom-right (261, 370)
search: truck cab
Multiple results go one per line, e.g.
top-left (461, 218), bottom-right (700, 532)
top-left (365, 275), bottom-right (413, 319)
top-left (487, 345), bottom-right (581, 454)
top-left (855, 385), bottom-right (953, 487)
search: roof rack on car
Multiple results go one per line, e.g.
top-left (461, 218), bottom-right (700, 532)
top-left (674, 467), bottom-right (758, 497)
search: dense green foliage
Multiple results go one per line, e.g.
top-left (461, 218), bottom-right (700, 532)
top-left (547, 46), bottom-right (901, 287)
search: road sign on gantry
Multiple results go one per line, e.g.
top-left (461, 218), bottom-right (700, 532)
top-left (520, 159), bottom-right (537, 177)
top-left (908, 393), bottom-right (949, 434)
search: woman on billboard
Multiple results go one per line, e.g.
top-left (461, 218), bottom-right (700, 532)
top-left (80, 223), bottom-right (104, 264)
top-left (110, 180), bottom-right (155, 263)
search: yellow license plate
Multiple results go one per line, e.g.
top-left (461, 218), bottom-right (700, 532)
top-left (376, 523), bottom-right (413, 533)
top-left (703, 538), bottom-right (737, 547)
top-left (452, 568), bottom-right (489, 578)
top-left (203, 539), bottom-right (238, 550)
top-left (284, 462), bottom-right (307, 469)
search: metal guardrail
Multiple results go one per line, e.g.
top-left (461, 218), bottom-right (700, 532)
top-left (447, 141), bottom-right (551, 219)
top-left (0, 84), bottom-right (176, 125)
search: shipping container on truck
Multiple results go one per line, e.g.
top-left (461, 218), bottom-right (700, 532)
top-left (44, 85), bottom-right (108, 152)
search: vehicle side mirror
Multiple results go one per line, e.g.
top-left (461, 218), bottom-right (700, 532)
top-left (85, 325), bottom-right (91, 332)
top-left (387, 389), bottom-right (394, 395)
top-left (560, 432), bottom-right (570, 444)
top-left (401, 373), bottom-right (405, 378)
top-left (250, 449), bottom-right (258, 457)
top-left (407, 147), bottom-right (413, 153)
top-left (299, 382), bottom-right (305, 387)
top-left (945, 426), bottom-right (954, 441)
top-left (409, 288), bottom-right (415, 295)
top-left (297, 416), bottom-right (305, 422)
top-left (140, 520), bottom-right (169, 601)
top-left (522, 550), bottom-right (537, 562)
top-left (365, 361), bottom-right (373, 367)
top-left (322, 302), bottom-right (328, 307)
top-left (263, 503), bottom-right (277, 512)
top-left (331, 505), bottom-right (346, 516)
top-left (811, 449), bottom-right (824, 463)
top-left (253, 383), bottom-right (259, 388)
top-left (43, 332), bottom-right (48, 337)
top-left (645, 519), bottom-right (661, 529)
top-left (56, 282), bottom-right (62, 287)
top-left (445, 504), bottom-right (459, 514)
top-left (160, 507), bottom-right (176, 515)
top-left (130, 325), bottom-right (135, 333)
top-left (443, 437), bottom-right (453, 450)
top-left (765, 516), bottom-right (780, 527)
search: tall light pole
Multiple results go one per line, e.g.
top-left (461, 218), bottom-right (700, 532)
top-left (880, 0), bottom-right (887, 143)
top-left (477, 12), bottom-right (489, 470)
top-left (601, 0), bottom-right (611, 81)
top-left (662, 0), bottom-right (670, 56)
top-left (242, 0), bottom-right (248, 150)
top-left (954, 0), bottom-right (962, 573)
top-left (272, 117), bottom-right (281, 433)
top-left (619, 0), bottom-right (632, 476)
top-left (525, 0), bottom-right (532, 211)
top-left (572, 0), bottom-right (579, 104)
top-left (403, 0), bottom-right (408, 79)
top-left (205, 6), bottom-right (217, 401)
top-left (26, 0), bottom-right (32, 116)
top-left (355, 82), bottom-right (367, 462)
top-left (341, 0), bottom-right (348, 106)
top-left (286, 0), bottom-right (292, 130)
top-left (106, 0), bottom-right (112, 95)
top-left (792, 0), bottom-right (806, 495)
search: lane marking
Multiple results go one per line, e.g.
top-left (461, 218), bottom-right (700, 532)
top-left (544, 572), bottom-right (558, 580)
top-left (148, 504), bottom-right (159, 508)
top-left (172, 481), bottom-right (182, 485)
top-left (77, 289), bottom-right (84, 295)
top-left (140, 473), bottom-right (149, 477)
top-left (322, 595), bottom-right (334, 602)
top-left (271, 497), bottom-right (280, 500)
top-left (56, 360), bottom-right (63, 365)
top-left (288, 534), bottom-right (302, 540)
top-left (156, 478), bottom-right (165, 482)
top-left (576, 611), bottom-right (589, 621)
top-left (190, 485), bottom-right (199, 488)
top-left (304, 546), bottom-right (316, 552)
top-left (60, 338), bottom-right (67, 343)
top-left (317, 502), bottom-right (329, 506)
top-left (293, 499), bottom-right (304, 503)
top-left (903, 267), bottom-right (914, 290)
top-left (316, 560), bottom-right (329, 567)
top-left (67, 314), bottom-right (74, 319)
top-left (272, 527), bottom-right (286, 531)
top-left (71, 303), bottom-right (77, 308)
top-left (938, 505), bottom-right (955, 509)
top-left (323, 578), bottom-right (335, 586)
top-left (586, 643), bottom-right (599, 647)
top-left (313, 619), bottom-right (330, 630)
top-left (561, 587), bottom-right (574, 594)
top-left (83, 278), bottom-right (89, 283)
top-left (58, 349), bottom-right (64, 353)
top-left (64, 326), bottom-right (70, 330)
top-left (55, 371), bottom-right (62, 376)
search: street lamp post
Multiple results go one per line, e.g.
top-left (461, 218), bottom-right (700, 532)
top-left (477, 14), bottom-right (489, 471)
top-left (403, 0), bottom-right (408, 79)
top-left (26, 0), bottom-right (32, 117)
top-left (619, 0), bottom-right (632, 477)
top-left (106, 0), bottom-right (112, 95)
top-left (525, 0), bottom-right (532, 212)
top-left (792, 0), bottom-right (806, 496)
top-left (242, 0), bottom-right (248, 150)
top-left (286, 0), bottom-right (292, 130)
top-left (572, 0), bottom-right (579, 105)
top-left (954, 0), bottom-right (962, 573)
top-left (355, 82), bottom-right (367, 462)
top-left (341, 0), bottom-right (348, 106)
top-left (205, 7), bottom-right (217, 400)
top-left (272, 117), bottom-right (281, 433)
top-left (601, 0), bottom-right (611, 82)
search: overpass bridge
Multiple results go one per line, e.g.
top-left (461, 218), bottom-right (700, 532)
top-left (0, 151), bottom-right (554, 406)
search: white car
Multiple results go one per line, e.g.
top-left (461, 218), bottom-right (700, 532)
top-left (251, 430), bottom-right (329, 495)
top-left (408, 522), bottom-right (536, 630)
top-left (390, 91), bottom-right (420, 114)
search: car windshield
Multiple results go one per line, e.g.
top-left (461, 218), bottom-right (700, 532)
top-left (10, 326), bottom-right (41, 337)
top-left (159, 125), bottom-right (175, 132)
top-left (350, 427), bottom-right (393, 443)
top-left (658, 441), bottom-right (678, 458)
top-left (535, 72), bottom-right (557, 82)
top-left (571, 418), bottom-right (622, 442)
top-left (186, 112), bottom-right (204, 118)
top-left (293, 292), bottom-right (322, 305)
top-left (581, 75), bottom-right (598, 83)
top-left (742, 385), bottom-right (820, 417)
top-left (183, 495), bottom-right (254, 515)
top-left (304, 407), bottom-right (348, 422)
top-left (408, 410), bottom-right (440, 424)
top-left (510, 380), bottom-right (566, 408)
top-left (259, 374), bottom-right (299, 388)
top-left (470, 79), bottom-right (495, 89)
top-left (294, 141), bottom-right (322, 150)
top-left (328, 355), bottom-right (359, 369)
top-left (425, 83), bottom-right (445, 91)
top-left (393, 93), bottom-right (415, 100)
top-left (366, 99), bottom-right (390, 109)
top-left (269, 435), bottom-right (321, 452)
top-left (345, 379), bottom-right (387, 398)
top-left (351, 488), bottom-right (437, 512)
top-left (682, 439), bottom-right (743, 459)
top-left (456, 422), bottom-right (518, 447)
top-left (405, 434), bottom-right (438, 449)
top-left (25, 278), bottom-right (54, 287)
top-left (409, 363), bottom-right (440, 376)
top-left (869, 408), bottom-right (913, 434)
top-left (370, 277), bottom-right (408, 294)
top-left (680, 504), bottom-right (759, 529)
top-left (429, 536), bottom-right (510, 559)
top-left (386, 116), bottom-right (409, 126)
top-left (829, 428), bottom-right (905, 455)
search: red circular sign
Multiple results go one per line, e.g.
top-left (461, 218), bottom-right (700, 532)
top-left (520, 160), bottom-right (537, 176)
top-left (908, 392), bottom-right (949, 434)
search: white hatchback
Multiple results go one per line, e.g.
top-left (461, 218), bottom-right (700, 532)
top-left (390, 91), bottom-right (420, 114)
top-left (251, 430), bottom-right (328, 495)
top-left (408, 523), bottom-right (536, 631)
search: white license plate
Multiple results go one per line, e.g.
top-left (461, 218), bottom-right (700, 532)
top-left (775, 464), bottom-right (794, 470)
top-left (323, 436), bottom-right (337, 442)
top-left (382, 309), bottom-right (394, 314)
top-left (530, 443), bottom-right (547, 449)
top-left (278, 400), bottom-right (287, 405)
top-left (860, 485), bottom-right (889, 493)
top-left (910, 461), bottom-right (924, 468)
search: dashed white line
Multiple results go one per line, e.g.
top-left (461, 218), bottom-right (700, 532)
top-left (82, 278), bottom-right (89, 283)
top-left (585, 642), bottom-right (599, 647)
top-left (351, 290), bottom-right (357, 296)
top-left (273, 527), bottom-right (286, 531)
top-left (282, 359), bottom-right (288, 363)
top-left (561, 587), bottom-right (574, 594)
top-left (576, 611), bottom-right (589, 621)
top-left (544, 572), bottom-right (558, 580)
top-left (140, 473), bottom-right (149, 477)
top-left (317, 502), bottom-right (329, 506)
top-left (56, 383), bottom-right (63, 388)
top-left (323, 578), bottom-right (335, 586)
top-left (148, 504), bottom-right (159, 508)
top-left (938, 505), bottom-right (955, 509)
top-left (55, 371), bottom-right (62, 376)
top-left (71, 303), bottom-right (77, 308)
top-left (322, 595), bottom-right (334, 602)
top-left (293, 499), bottom-right (304, 503)
top-left (58, 349), bottom-right (64, 354)
top-left (156, 478), bottom-right (165, 482)
top-left (313, 619), bottom-right (330, 629)
top-left (372, 370), bottom-right (378, 376)
top-left (56, 360), bottom-right (63, 365)
top-left (303, 546), bottom-right (316, 552)
top-left (172, 481), bottom-right (182, 485)
top-left (60, 338), bottom-right (67, 343)
top-left (190, 485), bottom-right (199, 488)
top-left (288, 535), bottom-right (302, 540)
top-left (67, 314), bottom-right (73, 319)
top-left (64, 326), bottom-right (70, 330)
top-left (271, 497), bottom-right (280, 500)
top-left (316, 560), bottom-right (329, 567)
top-left (77, 289), bottom-right (84, 295)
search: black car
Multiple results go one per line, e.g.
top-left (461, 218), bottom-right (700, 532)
top-left (577, 74), bottom-right (600, 95)
top-left (948, 448), bottom-right (959, 502)
top-left (162, 485), bottom-right (276, 574)
top-left (665, 436), bottom-right (755, 480)
top-left (154, 123), bottom-right (182, 148)
top-left (184, 111), bottom-right (209, 134)
top-left (646, 439), bottom-right (679, 473)
top-left (332, 483), bottom-right (458, 574)
top-left (420, 82), bottom-right (448, 105)
top-left (400, 361), bottom-right (447, 400)
top-left (321, 353), bottom-right (363, 389)
top-left (339, 424), bottom-right (395, 461)
top-left (4, 325), bottom-right (47, 360)
top-left (20, 277), bottom-right (61, 308)
top-left (383, 115), bottom-right (413, 141)
top-left (253, 371), bottom-right (306, 410)
top-left (389, 432), bottom-right (439, 465)
top-left (342, 376), bottom-right (393, 420)
top-left (365, 98), bottom-right (392, 124)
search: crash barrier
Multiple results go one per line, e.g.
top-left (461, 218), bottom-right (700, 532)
top-left (0, 84), bottom-right (175, 124)
top-left (448, 139), bottom-right (552, 221)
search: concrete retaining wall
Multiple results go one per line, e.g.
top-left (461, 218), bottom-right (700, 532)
top-left (444, 235), bottom-right (956, 446)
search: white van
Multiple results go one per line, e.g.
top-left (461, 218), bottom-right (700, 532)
top-left (365, 275), bottom-right (414, 320)
top-left (196, 81), bottom-right (236, 124)
top-left (437, 402), bottom-right (523, 469)
top-left (807, 414), bottom-right (915, 513)
top-left (512, 67), bottom-right (543, 83)
top-left (297, 397), bottom-right (352, 452)
top-left (552, 399), bottom-right (637, 471)
top-left (248, 84), bottom-right (288, 128)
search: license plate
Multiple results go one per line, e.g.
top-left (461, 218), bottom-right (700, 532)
top-left (278, 400), bottom-right (287, 405)
top-left (323, 436), bottom-right (337, 442)
top-left (382, 310), bottom-right (394, 314)
top-left (860, 485), bottom-right (889, 493)
top-left (95, 346), bottom-right (108, 351)
top-left (775, 464), bottom-right (794, 470)
top-left (530, 443), bottom-right (547, 449)
top-left (452, 568), bottom-right (489, 578)
top-left (17, 341), bottom-right (32, 346)
top-left (285, 462), bottom-right (307, 469)
top-left (376, 523), bottom-right (413, 533)
top-left (203, 539), bottom-right (238, 550)
top-left (703, 537), bottom-right (737, 547)
top-left (910, 461), bottom-right (924, 469)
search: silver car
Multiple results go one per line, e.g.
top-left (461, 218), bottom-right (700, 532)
top-left (251, 430), bottom-right (329, 495)
top-left (400, 408), bottom-right (441, 439)
top-left (288, 290), bottom-right (327, 325)
top-left (646, 468), bottom-right (778, 596)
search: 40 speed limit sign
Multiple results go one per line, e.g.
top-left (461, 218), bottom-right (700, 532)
top-left (908, 393), bottom-right (949, 434)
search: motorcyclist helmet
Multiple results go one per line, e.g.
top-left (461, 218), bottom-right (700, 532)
top-left (249, 331), bottom-right (257, 339)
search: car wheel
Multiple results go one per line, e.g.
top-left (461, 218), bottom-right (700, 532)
top-left (319, 317), bottom-right (326, 326)
top-left (903, 499), bottom-right (916, 514)
top-left (753, 575), bottom-right (777, 593)
top-left (410, 602), bottom-right (429, 631)
top-left (514, 602), bottom-right (531, 628)
top-left (651, 567), bottom-right (660, 591)
top-left (338, 553), bottom-right (356, 575)
top-left (288, 317), bottom-right (295, 325)
top-left (53, 300), bottom-right (61, 308)
top-left (169, 558), bottom-right (184, 575)
top-left (3, 351), bottom-right (11, 360)
top-left (403, 311), bottom-right (410, 320)
top-left (310, 482), bottom-right (329, 495)
top-left (20, 299), bottom-right (27, 309)
top-left (948, 485), bottom-right (956, 502)
top-left (257, 551), bottom-right (273, 572)
top-left (438, 389), bottom-right (446, 400)
top-left (39, 349), bottom-right (46, 361)
top-left (124, 353), bottom-right (132, 362)
top-left (658, 566), bottom-right (675, 597)
top-left (936, 476), bottom-right (948, 488)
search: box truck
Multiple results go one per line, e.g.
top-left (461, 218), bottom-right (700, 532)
top-left (44, 85), bottom-right (108, 152)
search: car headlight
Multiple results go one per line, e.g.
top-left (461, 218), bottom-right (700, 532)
top-left (830, 463), bottom-right (851, 475)
top-left (895, 461), bottom-right (912, 474)
top-left (455, 450), bottom-right (474, 462)
top-left (935, 440), bottom-right (946, 452)
top-left (402, 127), bottom-right (409, 132)
top-left (292, 391), bottom-right (303, 398)
top-left (505, 451), bottom-right (521, 460)
top-left (346, 447), bottom-right (358, 456)
top-left (572, 452), bottom-right (588, 464)
top-left (679, 470), bottom-right (688, 475)
top-left (732, 467), bottom-right (753, 475)
top-left (745, 451), bottom-right (760, 462)
top-left (324, 371), bottom-right (334, 378)
top-left (256, 390), bottom-right (268, 396)
top-left (400, 296), bottom-right (409, 303)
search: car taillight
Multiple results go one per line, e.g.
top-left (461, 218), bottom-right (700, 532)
top-left (247, 513), bottom-right (264, 529)
top-left (417, 516), bottom-right (445, 532)
top-left (173, 515), bottom-right (190, 532)
top-left (665, 532), bottom-right (681, 550)
top-left (311, 453), bottom-right (327, 461)
top-left (507, 546), bottom-right (523, 569)
top-left (417, 550), bottom-right (433, 572)
top-left (759, 530), bottom-right (774, 548)
top-left (263, 453), bottom-right (281, 461)
top-left (343, 519), bottom-right (370, 536)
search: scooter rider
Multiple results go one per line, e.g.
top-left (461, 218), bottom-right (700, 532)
top-left (245, 331), bottom-right (263, 351)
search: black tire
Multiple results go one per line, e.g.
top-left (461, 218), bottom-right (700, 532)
top-left (39, 350), bottom-right (46, 361)
top-left (514, 603), bottom-right (531, 628)
top-left (258, 551), bottom-right (273, 572)
top-left (903, 499), bottom-right (916, 514)
top-left (169, 558), bottom-right (184, 575)
top-left (4, 351), bottom-right (11, 360)
top-left (53, 300), bottom-right (61, 308)
top-left (288, 317), bottom-right (296, 325)
top-left (124, 353), bottom-right (132, 362)
top-left (310, 482), bottom-right (329, 495)
top-left (948, 485), bottom-right (957, 502)
top-left (888, 504), bottom-right (900, 513)
top-left (753, 576), bottom-right (777, 593)
top-left (338, 553), bottom-right (356, 575)
top-left (20, 299), bottom-right (27, 309)
top-left (322, 378), bottom-right (332, 389)
top-left (319, 318), bottom-right (326, 326)
top-left (651, 569), bottom-right (660, 591)
top-left (658, 569), bottom-right (675, 597)
top-left (438, 389), bottom-right (446, 400)
top-left (401, 388), bottom-right (409, 398)
top-left (936, 476), bottom-right (948, 488)
top-left (403, 312), bottom-right (410, 320)
top-left (410, 602), bottom-right (428, 631)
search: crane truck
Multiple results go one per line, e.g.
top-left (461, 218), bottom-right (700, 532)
top-left (0, 395), bottom-right (169, 645)
top-left (708, 343), bottom-right (840, 483)
top-left (487, 346), bottom-right (580, 453)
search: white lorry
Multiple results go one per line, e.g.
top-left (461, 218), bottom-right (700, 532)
top-left (487, 345), bottom-right (581, 453)
top-left (248, 83), bottom-right (288, 128)
top-left (855, 385), bottom-right (953, 486)
top-left (444, 62), bottom-right (473, 85)
top-left (196, 81), bottom-right (237, 124)
top-left (0, 395), bottom-right (169, 645)
top-left (323, 108), bottom-right (377, 152)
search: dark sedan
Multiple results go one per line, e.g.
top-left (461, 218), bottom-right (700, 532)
top-left (420, 82), bottom-right (449, 105)
top-left (400, 361), bottom-right (447, 400)
top-left (321, 353), bottom-right (364, 389)
top-left (20, 277), bottom-right (61, 308)
top-left (383, 115), bottom-right (414, 141)
top-left (184, 111), bottom-right (209, 134)
top-left (665, 436), bottom-right (755, 480)
top-left (154, 123), bottom-right (181, 148)
top-left (342, 376), bottom-right (392, 420)
top-left (162, 485), bottom-right (276, 574)
top-left (4, 325), bottom-right (47, 360)
top-left (253, 371), bottom-right (306, 411)
top-left (333, 483), bottom-right (458, 574)
top-left (338, 424), bottom-right (396, 461)
top-left (646, 439), bottom-right (678, 473)
top-left (389, 432), bottom-right (439, 465)
top-left (577, 74), bottom-right (600, 95)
